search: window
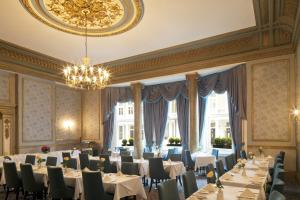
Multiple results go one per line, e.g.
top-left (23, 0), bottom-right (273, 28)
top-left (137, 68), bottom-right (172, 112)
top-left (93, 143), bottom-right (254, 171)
top-left (118, 125), bottom-right (125, 140)
top-left (118, 107), bottom-right (124, 115)
top-left (163, 100), bottom-right (180, 146)
top-left (129, 125), bottom-right (134, 138)
top-left (201, 91), bottom-right (232, 151)
top-left (128, 106), bottom-right (134, 115)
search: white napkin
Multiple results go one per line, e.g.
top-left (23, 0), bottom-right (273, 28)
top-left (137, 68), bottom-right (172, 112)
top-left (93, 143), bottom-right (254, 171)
top-left (168, 159), bottom-right (172, 164)
top-left (239, 188), bottom-right (255, 198)
top-left (103, 175), bottom-right (112, 182)
top-left (117, 171), bottom-right (123, 176)
top-left (205, 183), bottom-right (216, 192)
top-left (222, 173), bottom-right (232, 180)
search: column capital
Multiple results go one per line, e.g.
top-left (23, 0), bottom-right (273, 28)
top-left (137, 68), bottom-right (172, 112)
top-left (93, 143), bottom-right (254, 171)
top-left (186, 73), bottom-right (198, 80)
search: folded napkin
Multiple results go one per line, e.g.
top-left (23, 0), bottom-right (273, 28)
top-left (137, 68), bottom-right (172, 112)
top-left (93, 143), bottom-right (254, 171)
top-left (222, 173), bottom-right (232, 180)
top-left (83, 167), bottom-right (91, 172)
top-left (239, 188), bottom-right (255, 198)
top-left (103, 175), bottom-right (112, 182)
top-left (204, 183), bottom-right (216, 192)
top-left (116, 171), bottom-right (123, 176)
top-left (168, 159), bottom-right (172, 164)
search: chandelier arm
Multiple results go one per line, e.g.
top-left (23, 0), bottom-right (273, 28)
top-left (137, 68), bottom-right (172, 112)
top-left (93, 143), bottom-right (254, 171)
top-left (85, 12), bottom-right (88, 59)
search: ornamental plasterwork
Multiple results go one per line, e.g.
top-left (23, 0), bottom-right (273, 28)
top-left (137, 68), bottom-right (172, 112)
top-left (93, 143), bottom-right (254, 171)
top-left (19, 0), bottom-right (144, 36)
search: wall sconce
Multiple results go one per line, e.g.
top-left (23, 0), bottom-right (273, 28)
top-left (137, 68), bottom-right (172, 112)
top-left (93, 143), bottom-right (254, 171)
top-left (291, 107), bottom-right (299, 120)
top-left (63, 120), bottom-right (74, 132)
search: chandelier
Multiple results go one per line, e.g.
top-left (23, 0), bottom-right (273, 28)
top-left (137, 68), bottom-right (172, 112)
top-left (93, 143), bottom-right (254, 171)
top-left (63, 9), bottom-right (110, 90)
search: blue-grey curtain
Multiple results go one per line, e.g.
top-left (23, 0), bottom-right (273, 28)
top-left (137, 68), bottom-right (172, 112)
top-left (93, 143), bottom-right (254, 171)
top-left (198, 64), bottom-right (246, 156)
top-left (176, 94), bottom-right (189, 149)
top-left (143, 81), bottom-right (188, 147)
top-left (102, 87), bottom-right (133, 150)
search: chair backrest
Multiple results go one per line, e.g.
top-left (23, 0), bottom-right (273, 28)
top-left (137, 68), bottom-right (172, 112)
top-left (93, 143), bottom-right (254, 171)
top-left (182, 171), bottom-right (198, 198)
top-left (119, 148), bottom-right (127, 152)
top-left (92, 148), bottom-right (100, 157)
top-left (121, 162), bottom-right (139, 175)
top-left (149, 158), bottom-right (169, 179)
top-left (4, 156), bottom-right (12, 160)
top-left (25, 155), bottom-right (36, 165)
top-left (225, 155), bottom-right (234, 170)
top-left (62, 152), bottom-right (71, 160)
top-left (166, 148), bottom-right (175, 160)
top-left (82, 149), bottom-right (93, 155)
top-left (270, 178), bottom-right (285, 194)
top-left (273, 167), bottom-right (285, 182)
top-left (67, 158), bottom-right (78, 170)
top-left (269, 190), bottom-right (286, 200)
top-left (158, 179), bottom-right (180, 200)
top-left (169, 154), bottom-right (182, 162)
top-left (212, 149), bottom-right (219, 160)
top-left (240, 150), bottom-right (247, 159)
top-left (3, 162), bottom-right (21, 188)
top-left (20, 163), bottom-right (37, 192)
top-left (47, 167), bottom-right (68, 199)
top-left (79, 153), bottom-right (90, 170)
top-left (82, 170), bottom-right (107, 200)
top-left (120, 151), bottom-right (130, 157)
top-left (121, 156), bottom-right (133, 163)
top-left (215, 160), bottom-right (225, 178)
top-left (46, 156), bottom-right (57, 166)
top-left (99, 154), bottom-right (113, 173)
top-left (89, 160), bottom-right (100, 171)
top-left (279, 151), bottom-right (285, 162)
top-left (206, 163), bottom-right (216, 184)
top-left (143, 152), bottom-right (154, 160)
top-left (231, 153), bottom-right (237, 165)
top-left (185, 150), bottom-right (194, 168)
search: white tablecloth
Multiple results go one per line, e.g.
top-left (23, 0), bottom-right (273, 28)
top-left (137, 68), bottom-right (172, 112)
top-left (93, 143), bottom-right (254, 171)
top-left (187, 185), bottom-right (265, 200)
top-left (192, 152), bottom-right (216, 169)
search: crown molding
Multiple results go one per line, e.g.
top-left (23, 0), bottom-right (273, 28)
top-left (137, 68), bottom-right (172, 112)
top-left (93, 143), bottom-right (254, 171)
top-left (0, 0), bottom-right (299, 85)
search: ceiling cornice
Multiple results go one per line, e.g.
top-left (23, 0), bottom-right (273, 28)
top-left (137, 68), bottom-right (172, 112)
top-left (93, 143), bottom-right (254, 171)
top-left (0, 0), bottom-right (299, 84)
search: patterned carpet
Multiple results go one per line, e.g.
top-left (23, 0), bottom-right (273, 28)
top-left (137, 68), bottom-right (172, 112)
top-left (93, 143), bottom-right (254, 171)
top-left (0, 172), bottom-right (299, 200)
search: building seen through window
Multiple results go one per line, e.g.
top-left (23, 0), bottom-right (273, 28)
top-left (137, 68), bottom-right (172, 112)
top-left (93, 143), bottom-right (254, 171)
top-left (163, 100), bottom-right (180, 146)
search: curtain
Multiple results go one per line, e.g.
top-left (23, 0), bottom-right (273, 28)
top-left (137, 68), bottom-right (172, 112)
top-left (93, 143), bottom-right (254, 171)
top-left (143, 81), bottom-right (188, 147)
top-left (197, 64), bottom-right (246, 155)
top-left (176, 94), bottom-right (189, 149)
top-left (102, 87), bottom-right (133, 150)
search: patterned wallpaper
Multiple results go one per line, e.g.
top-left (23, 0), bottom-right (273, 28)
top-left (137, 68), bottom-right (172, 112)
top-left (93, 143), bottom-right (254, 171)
top-left (0, 71), bottom-right (10, 101)
top-left (55, 87), bottom-right (82, 140)
top-left (22, 78), bottom-right (53, 142)
top-left (252, 59), bottom-right (290, 141)
top-left (82, 91), bottom-right (100, 140)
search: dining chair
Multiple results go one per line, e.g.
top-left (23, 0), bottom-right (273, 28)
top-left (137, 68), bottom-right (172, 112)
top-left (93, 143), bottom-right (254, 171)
top-left (99, 154), bottom-right (117, 173)
top-left (79, 153), bottom-right (90, 170)
top-left (182, 171), bottom-right (198, 198)
top-left (169, 154), bottom-right (182, 162)
top-left (121, 162), bottom-right (139, 175)
top-left (184, 150), bottom-right (195, 170)
top-left (62, 152), bottom-right (71, 160)
top-left (47, 167), bottom-right (75, 199)
top-left (165, 148), bottom-right (175, 160)
top-left (25, 155), bottom-right (36, 165)
top-left (279, 151), bottom-right (285, 162)
top-left (225, 154), bottom-right (234, 170)
top-left (3, 162), bottom-right (22, 200)
top-left (240, 150), bottom-right (247, 159)
top-left (212, 149), bottom-right (219, 160)
top-left (120, 151), bottom-right (131, 157)
top-left (4, 156), bottom-right (12, 161)
top-left (143, 152), bottom-right (154, 160)
top-left (46, 156), bottom-right (57, 166)
top-left (215, 160), bottom-right (226, 178)
top-left (268, 190), bottom-right (286, 200)
top-left (158, 179), bottom-right (180, 200)
top-left (89, 160), bottom-right (100, 171)
top-left (20, 163), bottom-right (46, 199)
top-left (206, 163), bottom-right (216, 184)
top-left (148, 158), bottom-right (170, 192)
top-left (270, 178), bottom-right (285, 194)
top-left (82, 170), bottom-right (113, 200)
top-left (66, 158), bottom-right (78, 170)
top-left (231, 153), bottom-right (237, 165)
top-left (92, 148), bottom-right (100, 157)
top-left (121, 156), bottom-right (133, 163)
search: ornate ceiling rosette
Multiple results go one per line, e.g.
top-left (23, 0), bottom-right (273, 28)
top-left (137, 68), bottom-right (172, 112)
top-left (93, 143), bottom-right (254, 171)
top-left (20, 0), bottom-right (144, 37)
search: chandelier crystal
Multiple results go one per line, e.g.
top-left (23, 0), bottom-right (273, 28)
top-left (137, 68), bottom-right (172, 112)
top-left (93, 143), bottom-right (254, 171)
top-left (63, 9), bottom-right (110, 90)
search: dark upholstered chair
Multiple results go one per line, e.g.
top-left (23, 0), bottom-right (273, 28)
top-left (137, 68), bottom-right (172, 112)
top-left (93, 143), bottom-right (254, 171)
top-left (215, 160), bottom-right (226, 178)
top-left (240, 150), bottom-right (247, 159)
top-left (279, 151), bottom-right (285, 162)
top-left (47, 167), bottom-right (75, 199)
top-left (66, 158), bottom-right (78, 170)
top-left (206, 163), bottom-right (216, 184)
top-left (82, 149), bottom-right (93, 155)
top-left (20, 163), bottom-right (45, 199)
top-left (89, 160), bottom-right (100, 171)
top-left (149, 158), bottom-right (170, 192)
top-left (99, 154), bottom-right (117, 173)
top-left (269, 190), bottom-right (286, 200)
top-left (92, 148), bottom-right (100, 157)
top-left (121, 156), bottom-right (133, 163)
top-left (212, 149), bottom-right (219, 160)
top-left (225, 154), bottom-right (234, 170)
top-left (158, 179), bottom-right (180, 200)
top-left (79, 153), bottom-right (90, 170)
top-left (184, 150), bottom-right (195, 170)
top-left (46, 156), bottom-right (57, 166)
top-left (82, 171), bottom-right (113, 200)
top-left (231, 153), bottom-right (237, 165)
top-left (143, 152), bottom-right (154, 160)
top-left (120, 151), bottom-right (130, 157)
top-left (25, 155), bottom-right (36, 165)
top-left (182, 171), bottom-right (198, 198)
top-left (62, 152), bottom-right (71, 160)
top-left (3, 162), bottom-right (22, 200)
top-left (121, 162), bottom-right (139, 175)
top-left (270, 178), bottom-right (285, 194)
top-left (169, 154), bottom-right (182, 162)
top-left (165, 148), bottom-right (175, 160)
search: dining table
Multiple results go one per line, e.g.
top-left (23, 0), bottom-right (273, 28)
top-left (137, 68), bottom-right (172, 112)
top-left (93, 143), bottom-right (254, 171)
top-left (191, 151), bottom-right (216, 170)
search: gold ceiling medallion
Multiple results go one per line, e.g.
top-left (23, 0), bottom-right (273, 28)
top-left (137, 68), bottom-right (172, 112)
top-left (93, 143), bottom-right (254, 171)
top-left (20, 0), bottom-right (144, 37)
